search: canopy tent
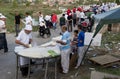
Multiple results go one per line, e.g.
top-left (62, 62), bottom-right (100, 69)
top-left (81, 7), bottom-right (120, 66)
top-left (93, 7), bottom-right (120, 38)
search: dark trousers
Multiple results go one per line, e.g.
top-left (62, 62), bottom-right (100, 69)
top-left (68, 23), bottom-right (72, 32)
top-left (0, 33), bottom-right (8, 51)
top-left (45, 20), bottom-right (50, 28)
top-left (15, 24), bottom-right (20, 36)
top-left (73, 19), bottom-right (76, 27)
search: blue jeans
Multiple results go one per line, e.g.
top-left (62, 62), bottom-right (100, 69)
top-left (52, 22), bottom-right (57, 29)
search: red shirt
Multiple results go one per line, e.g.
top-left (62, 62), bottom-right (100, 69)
top-left (73, 8), bottom-right (76, 13)
top-left (51, 14), bottom-right (57, 23)
top-left (77, 7), bottom-right (82, 12)
top-left (67, 9), bottom-right (71, 15)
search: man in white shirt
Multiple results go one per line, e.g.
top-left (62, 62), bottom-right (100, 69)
top-left (25, 12), bottom-right (32, 25)
top-left (44, 14), bottom-right (51, 21)
top-left (15, 25), bottom-right (32, 77)
top-left (39, 15), bottom-right (44, 26)
top-left (0, 15), bottom-right (8, 53)
top-left (38, 12), bottom-right (44, 25)
top-left (79, 11), bottom-right (85, 22)
top-left (21, 12), bottom-right (33, 30)
top-left (64, 12), bottom-right (68, 21)
top-left (44, 14), bottom-right (51, 27)
top-left (76, 10), bottom-right (80, 24)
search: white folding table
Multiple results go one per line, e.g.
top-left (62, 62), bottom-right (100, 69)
top-left (14, 45), bottom-right (60, 79)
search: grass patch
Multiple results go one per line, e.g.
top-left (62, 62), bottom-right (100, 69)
top-left (91, 31), bottom-right (120, 76)
top-left (0, 3), bottom-right (62, 33)
top-left (96, 66), bottom-right (120, 76)
top-left (82, 76), bottom-right (90, 79)
top-left (100, 32), bottom-right (120, 49)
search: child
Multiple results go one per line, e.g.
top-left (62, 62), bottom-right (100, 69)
top-left (69, 30), bottom-right (78, 68)
top-left (71, 30), bottom-right (78, 53)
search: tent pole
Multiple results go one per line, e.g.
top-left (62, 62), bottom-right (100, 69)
top-left (80, 38), bottom-right (93, 65)
top-left (74, 38), bottom-right (93, 76)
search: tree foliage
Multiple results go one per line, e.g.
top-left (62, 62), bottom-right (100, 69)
top-left (12, 0), bottom-right (18, 7)
top-left (116, 0), bottom-right (120, 4)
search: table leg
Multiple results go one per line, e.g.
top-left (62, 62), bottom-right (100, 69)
top-left (27, 58), bottom-right (31, 79)
top-left (55, 58), bottom-right (57, 79)
top-left (16, 55), bottom-right (19, 79)
top-left (42, 59), bottom-right (45, 68)
top-left (44, 59), bottom-right (48, 79)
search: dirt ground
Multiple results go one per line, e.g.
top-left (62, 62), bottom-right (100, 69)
top-left (0, 27), bottom-right (120, 79)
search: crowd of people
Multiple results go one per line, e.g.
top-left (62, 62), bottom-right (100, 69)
top-left (57, 2), bottom-right (118, 74)
top-left (0, 2), bottom-right (118, 77)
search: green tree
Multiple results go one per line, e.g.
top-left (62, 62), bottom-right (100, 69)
top-left (116, 0), bottom-right (120, 4)
top-left (12, 0), bottom-right (18, 7)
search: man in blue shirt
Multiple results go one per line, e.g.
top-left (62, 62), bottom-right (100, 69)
top-left (56, 26), bottom-right (71, 74)
top-left (75, 25), bottom-right (85, 69)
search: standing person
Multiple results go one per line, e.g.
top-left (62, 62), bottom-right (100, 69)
top-left (72, 12), bottom-right (77, 27)
top-left (56, 26), bottom-right (71, 74)
top-left (44, 14), bottom-right (51, 28)
top-left (76, 9), bottom-right (80, 24)
top-left (59, 14), bottom-right (66, 35)
top-left (70, 30), bottom-right (78, 68)
top-left (88, 14), bottom-right (94, 32)
top-left (75, 25), bottom-right (85, 69)
top-left (79, 11), bottom-right (85, 22)
top-left (0, 15), bottom-right (8, 53)
top-left (59, 14), bottom-right (66, 29)
top-left (15, 26), bottom-right (32, 77)
top-left (22, 12), bottom-right (33, 29)
top-left (71, 30), bottom-right (78, 53)
top-left (38, 12), bottom-right (46, 37)
top-left (77, 7), bottom-right (82, 12)
top-left (64, 12), bottom-right (68, 21)
top-left (51, 12), bottom-right (58, 30)
top-left (72, 7), bottom-right (76, 13)
top-left (67, 13), bottom-right (72, 32)
top-left (38, 12), bottom-right (44, 25)
top-left (38, 12), bottom-right (43, 18)
top-left (67, 8), bottom-right (71, 15)
top-left (14, 11), bottom-right (21, 37)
